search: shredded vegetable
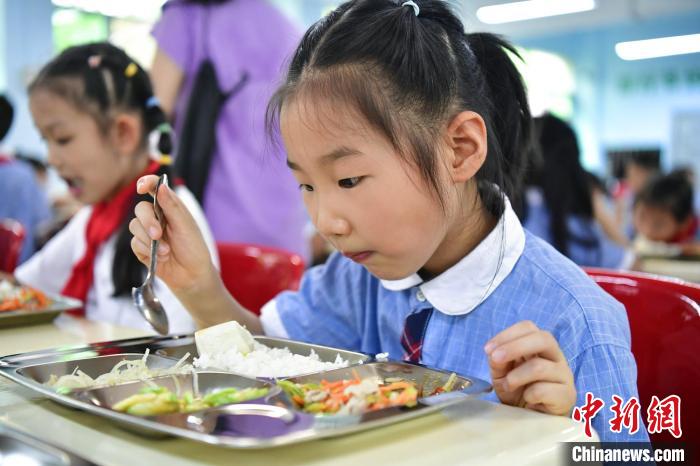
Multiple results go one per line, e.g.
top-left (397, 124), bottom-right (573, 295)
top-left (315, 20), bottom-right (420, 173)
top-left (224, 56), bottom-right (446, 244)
top-left (46, 349), bottom-right (193, 392)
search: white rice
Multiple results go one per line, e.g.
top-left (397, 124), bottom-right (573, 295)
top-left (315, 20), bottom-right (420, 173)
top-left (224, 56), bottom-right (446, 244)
top-left (193, 341), bottom-right (348, 378)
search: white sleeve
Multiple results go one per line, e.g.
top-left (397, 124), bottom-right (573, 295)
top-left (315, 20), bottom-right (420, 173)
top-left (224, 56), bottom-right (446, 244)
top-left (14, 207), bottom-right (91, 294)
top-left (175, 186), bottom-right (220, 269)
top-left (259, 300), bottom-right (290, 338)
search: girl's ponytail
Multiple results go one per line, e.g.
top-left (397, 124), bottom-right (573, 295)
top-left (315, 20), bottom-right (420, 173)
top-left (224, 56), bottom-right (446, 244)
top-left (144, 96), bottom-right (175, 165)
top-left (466, 33), bottom-right (533, 213)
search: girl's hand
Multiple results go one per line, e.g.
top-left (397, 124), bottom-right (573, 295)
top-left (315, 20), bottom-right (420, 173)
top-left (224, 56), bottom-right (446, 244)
top-left (484, 320), bottom-right (576, 416)
top-left (129, 175), bottom-right (216, 292)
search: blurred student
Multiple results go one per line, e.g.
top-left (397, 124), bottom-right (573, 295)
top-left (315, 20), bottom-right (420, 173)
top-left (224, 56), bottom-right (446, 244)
top-left (522, 114), bottom-right (627, 268)
top-left (615, 152), bottom-right (659, 238)
top-left (0, 95), bottom-right (51, 264)
top-left (13, 43), bottom-right (217, 333)
top-left (633, 170), bottom-right (700, 256)
top-left (586, 171), bottom-right (629, 247)
top-left (150, 0), bottom-right (308, 259)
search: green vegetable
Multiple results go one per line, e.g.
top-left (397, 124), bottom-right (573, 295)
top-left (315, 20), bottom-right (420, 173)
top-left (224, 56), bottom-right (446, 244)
top-left (277, 380), bottom-right (304, 400)
top-left (112, 385), bottom-right (269, 416)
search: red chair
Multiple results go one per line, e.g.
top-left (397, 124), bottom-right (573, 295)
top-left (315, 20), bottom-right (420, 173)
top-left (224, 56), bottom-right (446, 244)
top-left (585, 268), bottom-right (700, 446)
top-left (216, 242), bottom-right (305, 315)
top-left (0, 218), bottom-right (25, 273)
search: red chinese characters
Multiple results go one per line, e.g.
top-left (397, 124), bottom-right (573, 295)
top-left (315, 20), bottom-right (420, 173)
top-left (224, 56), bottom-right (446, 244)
top-left (647, 395), bottom-right (682, 439)
top-left (572, 392), bottom-right (605, 438)
top-left (572, 393), bottom-right (683, 439)
top-left (609, 395), bottom-right (641, 434)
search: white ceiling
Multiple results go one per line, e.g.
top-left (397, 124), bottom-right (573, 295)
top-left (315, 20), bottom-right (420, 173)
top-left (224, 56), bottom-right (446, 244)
top-left (456, 0), bottom-right (700, 39)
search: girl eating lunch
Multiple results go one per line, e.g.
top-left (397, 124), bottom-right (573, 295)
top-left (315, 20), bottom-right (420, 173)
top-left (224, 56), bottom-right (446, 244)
top-left (130, 0), bottom-right (648, 442)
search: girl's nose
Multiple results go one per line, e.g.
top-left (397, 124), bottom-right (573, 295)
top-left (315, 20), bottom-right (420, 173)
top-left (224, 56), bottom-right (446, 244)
top-left (315, 206), bottom-right (351, 238)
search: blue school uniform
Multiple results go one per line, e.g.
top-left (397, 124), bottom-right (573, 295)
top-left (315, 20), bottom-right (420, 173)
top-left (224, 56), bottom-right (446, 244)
top-left (261, 202), bottom-right (649, 443)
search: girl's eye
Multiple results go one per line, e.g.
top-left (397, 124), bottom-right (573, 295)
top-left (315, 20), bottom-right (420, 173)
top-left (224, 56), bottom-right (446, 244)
top-left (338, 176), bottom-right (363, 189)
top-left (56, 137), bottom-right (73, 145)
top-left (299, 184), bottom-right (314, 192)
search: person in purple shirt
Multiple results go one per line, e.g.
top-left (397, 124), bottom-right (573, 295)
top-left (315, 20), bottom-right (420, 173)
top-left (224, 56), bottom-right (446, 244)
top-left (150, 0), bottom-right (308, 259)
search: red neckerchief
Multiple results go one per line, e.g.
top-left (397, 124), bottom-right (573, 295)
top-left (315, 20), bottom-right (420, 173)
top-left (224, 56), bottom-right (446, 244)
top-left (669, 215), bottom-right (699, 244)
top-left (0, 154), bottom-right (11, 164)
top-left (61, 161), bottom-right (160, 316)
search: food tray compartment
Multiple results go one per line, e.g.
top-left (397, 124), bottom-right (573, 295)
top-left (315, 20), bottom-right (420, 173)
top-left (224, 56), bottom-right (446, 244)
top-left (17, 353), bottom-right (183, 386)
top-left (273, 361), bottom-right (489, 414)
top-left (73, 371), bottom-right (275, 412)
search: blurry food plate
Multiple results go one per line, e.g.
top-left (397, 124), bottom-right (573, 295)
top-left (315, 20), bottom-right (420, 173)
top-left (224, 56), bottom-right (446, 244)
top-left (0, 281), bottom-right (82, 328)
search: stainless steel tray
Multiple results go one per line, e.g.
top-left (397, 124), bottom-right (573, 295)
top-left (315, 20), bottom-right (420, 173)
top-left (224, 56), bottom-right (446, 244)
top-left (0, 292), bottom-right (82, 328)
top-left (0, 422), bottom-right (95, 465)
top-left (0, 335), bottom-right (490, 449)
top-left (67, 362), bottom-right (491, 448)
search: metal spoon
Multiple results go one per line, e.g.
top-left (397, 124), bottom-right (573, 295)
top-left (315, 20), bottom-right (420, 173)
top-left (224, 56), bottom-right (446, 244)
top-left (132, 174), bottom-right (170, 335)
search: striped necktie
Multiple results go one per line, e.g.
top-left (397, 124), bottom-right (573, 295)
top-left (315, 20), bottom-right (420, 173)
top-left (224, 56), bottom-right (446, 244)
top-left (400, 308), bottom-right (434, 363)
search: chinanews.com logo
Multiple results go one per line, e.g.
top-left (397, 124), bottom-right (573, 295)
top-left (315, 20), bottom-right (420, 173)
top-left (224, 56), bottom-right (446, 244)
top-left (564, 392), bottom-right (691, 465)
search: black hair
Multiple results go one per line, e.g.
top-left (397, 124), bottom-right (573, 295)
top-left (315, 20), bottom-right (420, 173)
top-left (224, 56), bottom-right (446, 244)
top-left (635, 170), bottom-right (694, 223)
top-left (0, 94), bottom-right (13, 141)
top-left (627, 151), bottom-right (660, 171)
top-left (15, 151), bottom-right (48, 174)
top-left (267, 0), bottom-right (532, 218)
top-left (29, 42), bottom-right (173, 298)
top-left (524, 113), bottom-right (596, 257)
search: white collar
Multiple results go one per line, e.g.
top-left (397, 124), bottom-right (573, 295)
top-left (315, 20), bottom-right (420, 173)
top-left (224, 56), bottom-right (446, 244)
top-left (381, 199), bottom-right (525, 315)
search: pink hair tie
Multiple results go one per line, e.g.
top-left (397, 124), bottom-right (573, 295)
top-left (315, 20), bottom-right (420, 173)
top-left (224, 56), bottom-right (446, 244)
top-left (87, 55), bottom-right (102, 68)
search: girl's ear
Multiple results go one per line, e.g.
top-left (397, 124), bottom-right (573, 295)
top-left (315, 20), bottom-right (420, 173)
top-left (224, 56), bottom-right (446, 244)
top-left (445, 111), bottom-right (487, 183)
top-left (110, 113), bottom-right (142, 157)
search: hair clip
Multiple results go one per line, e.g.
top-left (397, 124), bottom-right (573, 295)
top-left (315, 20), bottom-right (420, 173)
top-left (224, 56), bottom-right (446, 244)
top-left (157, 122), bottom-right (172, 134)
top-left (87, 55), bottom-right (102, 68)
top-left (146, 96), bottom-right (161, 108)
top-left (158, 154), bottom-right (173, 166)
top-left (402, 1), bottom-right (419, 17)
top-left (124, 62), bottom-right (138, 78)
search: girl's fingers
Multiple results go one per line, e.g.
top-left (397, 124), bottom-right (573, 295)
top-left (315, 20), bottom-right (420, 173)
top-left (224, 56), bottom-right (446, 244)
top-left (128, 217), bottom-right (150, 243)
top-left (522, 381), bottom-right (576, 416)
top-left (486, 321), bottom-right (541, 381)
top-left (485, 320), bottom-right (539, 355)
top-left (134, 201), bottom-right (161, 240)
top-left (153, 182), bottom-right (197, 234)
top-left (489, 329), bottom-right (564, 367)
top-left (136, 175), bottom-right (160, 195)
top-left (130, 236), bottom-right (151, 264)
top-left (503, 357), bottom-right (568, 391)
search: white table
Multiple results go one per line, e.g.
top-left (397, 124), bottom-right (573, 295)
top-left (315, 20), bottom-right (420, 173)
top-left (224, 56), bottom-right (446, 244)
top-left (0, 316), bottom-right (596, 465)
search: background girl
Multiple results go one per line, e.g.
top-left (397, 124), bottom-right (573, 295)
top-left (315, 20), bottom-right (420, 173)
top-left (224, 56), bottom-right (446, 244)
top-left (131, 0), bottom-right (647, 441)
top-left (14, 42), bottom-right (217, 334)
top-left (521, 113), bottom-right (628, 268)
